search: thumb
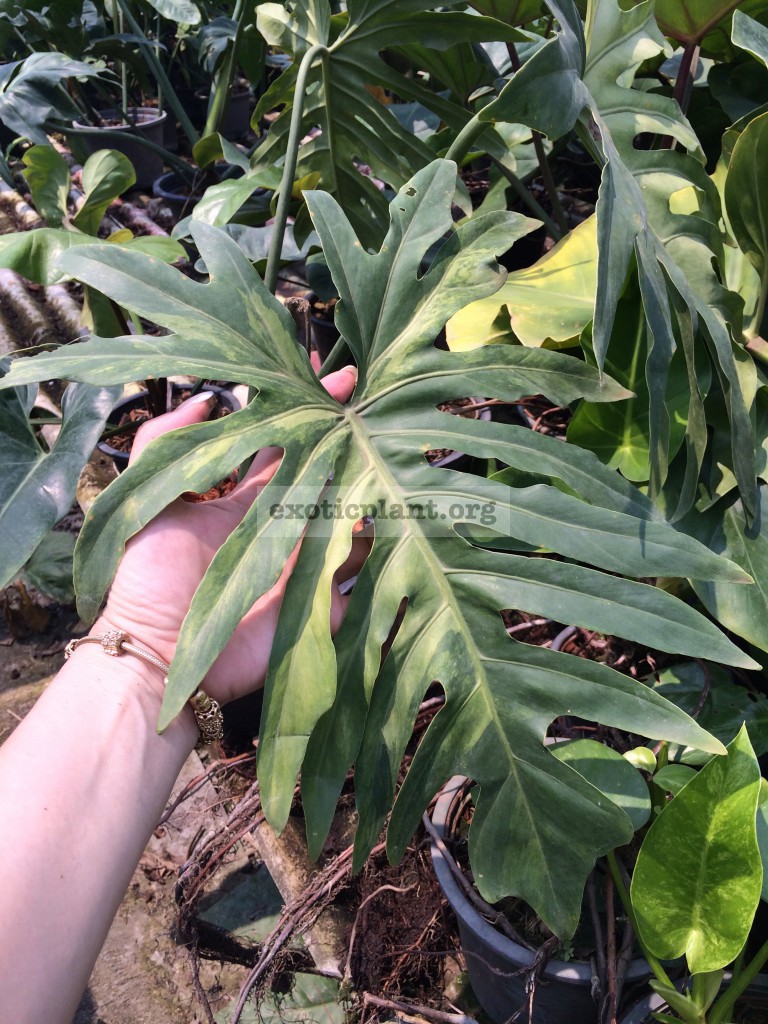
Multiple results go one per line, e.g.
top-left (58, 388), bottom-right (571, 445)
top-left (322, 365), bottom-right (357, 404)
top-left (129, 390), bottom-right (216, 464)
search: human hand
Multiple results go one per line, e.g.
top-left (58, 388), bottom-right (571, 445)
top-left (98, 365), bottom-right (358, 707)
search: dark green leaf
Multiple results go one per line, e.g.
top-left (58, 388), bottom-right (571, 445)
top-left (21, 530), bottom-right (76, 603)
top-left (653, 660), bottom-right (768, 764)
top-left (724, 109), bottom-right (768, 341)
top-left (0, 53), bottom-right (105, 145)
top-left (691, 485), bottom-right (768, 654)
top-left (245, 0), bottom-right (524, 244)
top-left (0, 373), bottom-right (120, 590)
top-left (550, 738), bottom-right (651, 830)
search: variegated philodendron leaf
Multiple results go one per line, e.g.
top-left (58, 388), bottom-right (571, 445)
top-left (0, 160), bottom-right (751, 937)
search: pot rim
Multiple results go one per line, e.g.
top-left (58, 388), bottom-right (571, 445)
top-left (72, 106), bottom-right (168, 131)
top-left (430, 775), bottom-right (652, 986)
top-left (97, 382), bottom-right (239, 462)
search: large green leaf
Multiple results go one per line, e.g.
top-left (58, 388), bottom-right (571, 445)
top-left (550, 738), bottom-right (651, 830)
top-left (0, 161), bottom-right (746, 939)
top-left (631, 725), bottom-right (762, 974)
top-left (583, 0), bottom-right (752, 512)
top-left (0, 367), bottom-right (120, 590)
top-left (757, 780), bottom-right (768, 903)
top-left (0, 53), bottom-right (104, 146)
top-left (691, 483), bottom-right (768, 653)
top-left (732, 7), bottom-right (768, 66)
top-left (194, 0), bottom-right (523, 244)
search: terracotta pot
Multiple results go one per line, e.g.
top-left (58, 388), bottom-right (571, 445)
top-left (70, 107), bottom-right (167, 188)
top-left (430, 776), bottom-right (652, 1024)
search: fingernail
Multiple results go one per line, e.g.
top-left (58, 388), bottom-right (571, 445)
top-left (179, 390), bottom-right (215, 409)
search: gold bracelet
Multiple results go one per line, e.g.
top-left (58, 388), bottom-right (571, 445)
top-left (64, 628), bottom-right (224, 747)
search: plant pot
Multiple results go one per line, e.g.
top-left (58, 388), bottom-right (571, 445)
top-left (152, 171), bottom-right (206, 217)
top-left (70, 107), bottom-right (167, 189)
top-left (194, 84), bottom-right (251, 140)
top-left (152, 165), bottom-right (244, 217)
top-left (98, 383), bottom-right (239, 473)
top-left (620, 974), bottom-right (768, 1023)
top-left (430, 777), bottom-right (651, 1024)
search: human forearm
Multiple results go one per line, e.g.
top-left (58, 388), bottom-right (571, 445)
top-left (0, 627), bottom-right (197, 1024)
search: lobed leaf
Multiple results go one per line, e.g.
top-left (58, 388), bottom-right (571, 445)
top-left (4, 160), bottom-right (749, 939)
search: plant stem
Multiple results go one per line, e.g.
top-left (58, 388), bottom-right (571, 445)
top-left (489, 155), bottom-right (562, 238)
top-left (446, 118), bottom-right (562, 238)
top-left (673, 42), bottom-right (700, 118)
top-left (606, 851), bottom-right (674, 990)
top-left (264, 43), bottom-right (329, 296)
top-left (242, 42), bottom-right (331, 468)
top-left (445, 111), bottom-right (486, 165)
top-left (117, 6), bottom-right (129, 116)
top-left (156, 14), bottom-right (163, 113)
top-left (113, 0), bottom-right (199, 147)
top-left (203, 0), bottom-right (247, 138)
top-left (506, 41), bottom-right (568, 236)
top-left (709, 937), bottom-right (768, 1024)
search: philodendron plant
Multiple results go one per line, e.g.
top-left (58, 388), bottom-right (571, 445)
top-left (626, 725), bottom-right (768, 1024)
top-left (0, 158), bottom-right (757, 939)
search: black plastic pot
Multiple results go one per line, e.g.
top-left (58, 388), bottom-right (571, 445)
top-left (153, 163), bottom-right (248, 217)
top-left (152, 171), bottom-right (206, 217)
top-left (70, 107), bottom-right (167, 188)
top-left (430, 777), bottom-right (651, 1024)
top-left (98, 383), bottom-right (239, 473)
top-left (194, 85), bottom-right (251, 140)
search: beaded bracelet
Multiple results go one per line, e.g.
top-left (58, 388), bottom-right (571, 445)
top-left (64, 628), bottom-right (224, 748)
